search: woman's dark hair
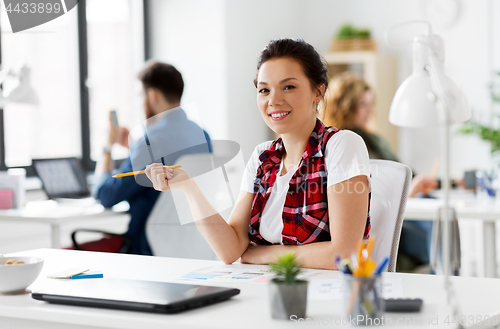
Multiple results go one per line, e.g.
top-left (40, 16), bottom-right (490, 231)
top-left (138, 61), bottom-right (184, 103)
top-left (254, 38), bottom-right (329, 95)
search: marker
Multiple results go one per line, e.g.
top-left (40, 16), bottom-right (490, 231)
top-left (375, 257), bottom-right (390, 275)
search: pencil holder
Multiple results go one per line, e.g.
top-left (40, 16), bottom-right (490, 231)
top-left (343, 274), bottom-right (384, 326)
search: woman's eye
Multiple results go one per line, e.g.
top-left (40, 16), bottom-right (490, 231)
top-left (284, 85), bottom-right (296, 90)
top-left (258, 88), bottom-right (269, 94)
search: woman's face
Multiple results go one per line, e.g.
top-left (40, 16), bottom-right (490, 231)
top-left (256, 58), bottom-right (322, 135)
top-left (352, 90), bottom-right (375, 129)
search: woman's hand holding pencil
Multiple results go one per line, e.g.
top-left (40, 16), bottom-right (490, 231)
top-left (113, 164), bottom-right (182, 178)
top-left (144, 163), bottom-right (192, 192)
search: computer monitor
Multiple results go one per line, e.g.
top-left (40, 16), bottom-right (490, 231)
top-left (32, 158), bottom-right (91, 199)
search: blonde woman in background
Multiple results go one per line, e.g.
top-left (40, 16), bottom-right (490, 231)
top-left (320, 71), bottom-right (436, 271)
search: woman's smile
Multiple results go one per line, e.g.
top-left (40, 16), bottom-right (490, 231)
top-left (269, 111), bottom-right (291, 121)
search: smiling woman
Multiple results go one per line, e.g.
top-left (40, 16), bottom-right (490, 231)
top-left (145, 38), bottom-right (371, 270)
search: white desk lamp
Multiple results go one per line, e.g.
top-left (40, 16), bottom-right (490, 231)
top-left (387, 21), bottom-right (471, 328)
top-left (0, 65), bottom-right (39, 107)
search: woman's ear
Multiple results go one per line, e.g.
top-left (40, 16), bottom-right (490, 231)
top-left (316, 84), bottom-right (326, 103)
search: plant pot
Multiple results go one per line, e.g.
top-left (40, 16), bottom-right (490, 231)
top-left (268, 280), bottom-right (308, 320)
top-left (330, 38), bottom-right (377, 52)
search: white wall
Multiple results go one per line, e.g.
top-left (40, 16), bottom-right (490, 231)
top-left (224, 0), bottom-right (302, 160)
top-left (494, 0), bottom-right (500, 70)
top-left (148, 0), bottom-right (228, 141)
top-left (149, 0), bottom-right (499, 177)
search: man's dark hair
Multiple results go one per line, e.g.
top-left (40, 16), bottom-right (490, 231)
top-left (138, 61), bottom-right (184, 103)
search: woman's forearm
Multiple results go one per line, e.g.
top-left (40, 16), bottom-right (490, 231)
top-left (240, 241), bottom-right (356, 270)
top-left (179, 179), bottom-right (248, 264)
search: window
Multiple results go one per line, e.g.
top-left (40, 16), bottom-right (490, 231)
top-left (0, 2), bottom-right (81, 167)
top-left (86, 0), bottom-right (144, 161)
top-left (0, 0), bottom-right (146, 173)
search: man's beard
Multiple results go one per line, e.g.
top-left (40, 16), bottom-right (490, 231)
top-left (144, 97), bottom-right (154, 119)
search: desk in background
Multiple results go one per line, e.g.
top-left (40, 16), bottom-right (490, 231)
top-left (1, 249), bottom-right (500, 329)
top-left (0, 196), bottom-right (129, 249)
top-left (404, 196), bottom-right (500, 278)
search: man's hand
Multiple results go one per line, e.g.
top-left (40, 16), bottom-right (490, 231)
top-left (409, 174), bottom-right (438, 197)
top-left (116, 127), bottom-right (130, 148)
top-left (107, 110), bottom-right (129, 148)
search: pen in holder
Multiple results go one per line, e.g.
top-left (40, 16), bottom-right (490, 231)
top-left (336, 238), bottom-right (388, 326)
top-left (343, 274), bottom-right (384, 325)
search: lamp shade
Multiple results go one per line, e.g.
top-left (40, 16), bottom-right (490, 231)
top-left (389, 33), bottom-right (471, 128)
top-left (389, 73), bottom-right (471, 127)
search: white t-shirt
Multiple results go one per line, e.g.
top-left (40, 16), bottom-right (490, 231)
top-left (240, 130), bottom-right (371, 244)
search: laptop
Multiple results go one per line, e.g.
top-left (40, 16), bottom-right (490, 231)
top-left (32, 278), bottom-right (240, 314)
top-left (32, 158), bottom-right (91, 199)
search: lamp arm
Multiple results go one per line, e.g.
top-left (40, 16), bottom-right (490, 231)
top-left (384, 20), bottom-right (433, 48)
top-left (427, 51), bottom-right (449, 112)
top-left (425, 44), bottom-right (465, 329)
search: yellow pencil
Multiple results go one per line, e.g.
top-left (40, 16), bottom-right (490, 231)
top-left (429, 159), bottom-right (440, 180)
top-left (112, 164), bottom-right (182, 178)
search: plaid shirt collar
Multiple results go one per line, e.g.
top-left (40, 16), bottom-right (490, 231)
top-left (258, 119), bottom-right (326, 168)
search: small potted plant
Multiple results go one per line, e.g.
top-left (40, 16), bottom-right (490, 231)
top-left (331, 23), bottom-right (376, 52)
top-left (268, 251), bottom-right (308, 320)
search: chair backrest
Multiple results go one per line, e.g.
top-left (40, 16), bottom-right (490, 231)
top-left (369, 159), bottom-right (412, 272)
top-left (145, 146), bottom-right (244, 260)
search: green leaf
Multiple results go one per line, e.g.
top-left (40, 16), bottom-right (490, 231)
top-left (336, 24), bottom-right (355, 39)
top-left (269, 251), bottom-right (303, 284)
top-left (336, 24), bottom-right (372, 39)
top-left (457, 120), bottom-right (500, 155)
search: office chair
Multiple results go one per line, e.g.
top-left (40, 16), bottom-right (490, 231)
top-left (146, 146), bottom-right (244, 260)
top-left (368, 159), bottom-right (412, 272)
top-left (69, 230), bottom-right (132, 253)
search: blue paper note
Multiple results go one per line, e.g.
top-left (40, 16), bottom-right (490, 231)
top-left (71, 271), bottom-right (104, 279)
top-left (182, 272), bottom-right (220, 280)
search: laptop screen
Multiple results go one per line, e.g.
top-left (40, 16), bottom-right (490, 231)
top-left (33, 158), bottom-right (91, 199)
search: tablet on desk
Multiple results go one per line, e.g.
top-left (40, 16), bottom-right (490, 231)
top-left (32, 278), bottom-right (240, 314)
top-left (32, 158), bottom-right (91, 199)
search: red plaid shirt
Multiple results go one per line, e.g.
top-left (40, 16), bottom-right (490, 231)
top-left (248, 119), bottom-right (371, 245)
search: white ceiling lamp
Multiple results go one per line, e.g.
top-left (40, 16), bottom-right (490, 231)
top-left (388, 27), bottom-right (470, 127)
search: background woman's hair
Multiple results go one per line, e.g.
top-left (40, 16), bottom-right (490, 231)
top-left (320, 71), bottom-right (371, 129)
top-left (254, 38), bottom-right (329, 94)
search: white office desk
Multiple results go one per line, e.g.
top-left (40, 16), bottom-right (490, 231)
top-left (1, 249), bottom-right (500, 329)
top-left (404, 197), bottom-right (500, 278)
top-left (0, 200), bottom-right (129, 249)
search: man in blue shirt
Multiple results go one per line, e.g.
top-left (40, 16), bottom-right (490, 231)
top-left (94, 62), bottom-right (211, 255)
